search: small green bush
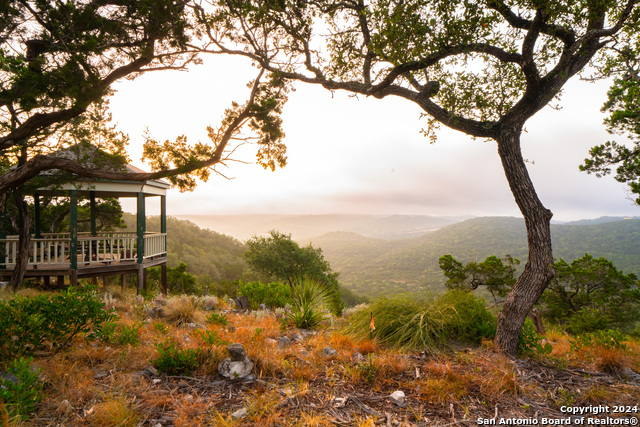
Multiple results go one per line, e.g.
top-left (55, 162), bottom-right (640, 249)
top-left (152, 341), bottom-right (210, 376)
top-left (238, 281), bottom-right (292, 310)
top-left (569, 329), bottom-right (628, 353)
top-left (0, 357), bottom-right (42, 420)
top-left (437, 290), bottom-right (497, 344)
top-left (566, 308), bottom-right (610, 335)
top-left (0, 286), bottom-right (116, 362)
top-left (518, 318), bottom-right (552, 356)
top-left (205, 313), bottom-right (229, 326)
top-left (193, 330), bottom-right (229, 346)
top-left (96, 319), bottom-right (143, 346)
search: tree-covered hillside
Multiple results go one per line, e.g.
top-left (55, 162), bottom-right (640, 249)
top-left (306, 217), bottom-right (640, 297)
top-left (121, 214), bottom-right (246, 281)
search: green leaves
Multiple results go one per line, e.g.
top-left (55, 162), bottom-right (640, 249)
top-left (0, 286), bottom-right (116, 362)
top-left (439, 254), bottom-right (519, 303)
top-left (243, 230), bottom-right (342, 314)
top-left (540, 254), bottom-right (640, 334)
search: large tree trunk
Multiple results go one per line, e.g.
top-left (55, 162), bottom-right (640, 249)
top-left (9, 193), bottom-right (31, 292)
top-left (494, 126), bottom-right (555, 356)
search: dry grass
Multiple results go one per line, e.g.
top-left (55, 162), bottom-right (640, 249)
top-left (161, 295), bottom-right (203, 325)
top-left (86, 394), bottom-right (141, 427)
top-left (4, 289), bottom-right (640, 426)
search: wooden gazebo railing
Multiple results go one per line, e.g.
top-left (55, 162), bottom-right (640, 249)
top-left (0, 232), bottom-right (166, 268)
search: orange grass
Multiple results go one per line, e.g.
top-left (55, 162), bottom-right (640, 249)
top-left (6, 288), bottom-right (640, 427)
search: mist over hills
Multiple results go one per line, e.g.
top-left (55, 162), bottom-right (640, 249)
top-left (164, 213), bottom-right (640, 298)
top-left (174, 214), bottom-right (471, 241)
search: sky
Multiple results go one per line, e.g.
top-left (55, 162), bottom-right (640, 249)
top-left (108, 55), bottom-right (640, 222)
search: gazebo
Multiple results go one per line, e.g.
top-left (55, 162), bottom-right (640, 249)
top-left (0, 164), bottom-right (169, 293)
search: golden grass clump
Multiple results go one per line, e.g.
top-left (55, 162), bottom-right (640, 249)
top-left (593, 345), bottom-right (627, 374)
top-left (86, 394), bottom-right (141, 427)
top-left (161, 295), bottom-right (202, 325)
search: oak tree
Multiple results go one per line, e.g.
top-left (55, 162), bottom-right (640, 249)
top-left (1, 1), bottom-right (289, 288)
top-left (196, 0), bottom-right (640, 354)
top-left (581, 40), bottom-right (640, 204)
top-left (439, 254), bottom-right (519, 304)
top-left (244, 230), bottom-right (342, 314)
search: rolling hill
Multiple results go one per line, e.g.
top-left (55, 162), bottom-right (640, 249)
top-left (303, 217), bottom-right (640, 297)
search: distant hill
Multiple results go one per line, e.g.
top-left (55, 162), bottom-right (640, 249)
top-left (562, 216), bottom-right (640, 226)
top-left (303, 217), bottom-right (640, 298)
top-left (121, 214), bottom-right (246, 281)
top-left (174, 214), bottom-right (471, 241)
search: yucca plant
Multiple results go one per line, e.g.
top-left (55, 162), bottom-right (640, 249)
top-left (286, 278), bottom-right (331, 329)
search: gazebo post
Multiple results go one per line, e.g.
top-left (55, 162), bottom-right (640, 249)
top-left (34, 192), bottom-right (41, 238)
top-left (90, 191), bottom-right (97, 236)
top-left (136, 192), bottom-right (145, 293)
top-left (0, 207), bottom-right (6, 270)
top-left (161, 195), bottom-right (167, 295)
top-left (69, 190), bottom-right (78, 286)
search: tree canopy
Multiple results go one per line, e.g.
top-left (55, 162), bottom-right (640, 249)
top-left (244, 230), bottom-right (342, 314)
top-left (581, 39), bottom-right (640, 204)
top-left (195, 0), bottom-right (640, 355)
top-left (439, 254), bottom-right (520, 304)
top-left (539, 254), bottom-right (640, 334)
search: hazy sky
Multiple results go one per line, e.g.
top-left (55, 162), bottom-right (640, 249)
top-left (108, 55), bottom-right (639, 222)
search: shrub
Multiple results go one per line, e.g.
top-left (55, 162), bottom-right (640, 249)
top-left (238, 281), bottom-right (292, 310)
top-left (286, 278), bottom-right (331, 329)
top-left (518, 318), bottom-right (552, 356)
top-left (569, 330), bottom-right (629, 374)
top-left (540, 255), bottom-right (640, 333)
top-left (569, 329), bottom-right (628, 353)
top-left (437, 290), bottom-right (497, 344)
top-left (152, 341), bottom-right (210, 375)
top-left (206, 312), bottom-right (229, 326)
top-left (97, 320), bottom-right (144, 346)
top-left (0, 286), bottom-right (116, 362)
top-left (0, 357), bottom-right (42, 420)
top-left (193, 330), bottom-right (229, 346)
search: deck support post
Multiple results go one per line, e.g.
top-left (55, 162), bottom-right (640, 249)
top-left (57, 275), bottom-right (64, 288)
top-left (136, 265), bottom-right (143, 294)
top-left (69, 190), bottom-right (78, 286)
top-left (120, 274), bottom-right (126, 294)
top-left (161, 263), bottom-right (167, 295)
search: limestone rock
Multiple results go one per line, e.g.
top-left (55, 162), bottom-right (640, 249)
top-left (231, 407), bottom-right (248, 419)
top-left (389, 390), bottom-right (406, 406)
top-left (218, 343), bottom-right (254, 380)
top-left (277, 336), bottom-right (292, 348)
top-left (352, 352), bottom-right (366, 363)
top-left (322, 347), bottom-right (338, 357)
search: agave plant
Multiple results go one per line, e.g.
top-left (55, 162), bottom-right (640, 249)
top-left (287, 278), bottom-right (332, 330)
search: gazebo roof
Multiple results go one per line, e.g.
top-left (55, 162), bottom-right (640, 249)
top-left (37, 144), bottom-right (170, 197)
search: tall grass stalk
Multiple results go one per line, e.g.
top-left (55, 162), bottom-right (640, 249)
top-left (344, 291), bottom-right (496, 351)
